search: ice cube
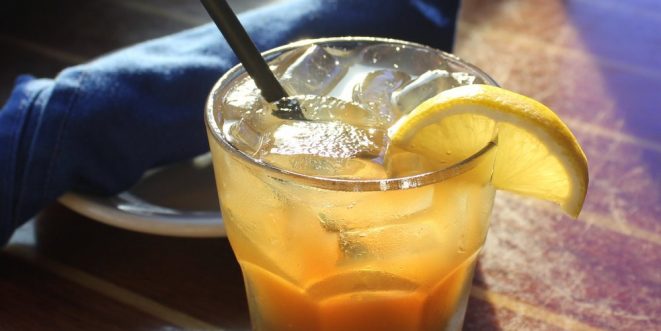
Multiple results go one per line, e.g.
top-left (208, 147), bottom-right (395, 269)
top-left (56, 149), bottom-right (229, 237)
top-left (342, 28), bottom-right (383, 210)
top-left (391, 69), bottom-right (456, 114)
top-left (281, 204), bottom-right (343, 282)
top-left (268, 47), bottom-right (308, 76)
top-left (451, 72), bottom-right (478, 85)
top-left (279, 95), bottom-right (382, 128)
top-left (223, 118), bottom-right (273, 156)
top-left (221, 102), bottom-right (286, 156)
top-left (390, 70), bottom-right (485, 115)
top-left (313, 185), bottom-right (435, 234)
top-left (219, 72), bottom-right (286, 155)
top-left (359, 44), bottom-right (449, 75)
top-left (216, 150), bottom-right (290, 278)
top-left (220, 74), bottom-right (264, 121)
top-left (338, 221), bottom-right (443, 261)
top-left (318, 213), bottom-right (344, 232)
top-left (263, 154), bottom-right (387, 179)
top-left (385, 145), bottom-right (437, 177)
top-left (280, 45), bottom-right (347, 95)
top-left (331, 195), bottom-right (471, 285)
top-left (352, 69), bottom-right (411, 125)
top-left (266, 121), bottom-right (385, 159)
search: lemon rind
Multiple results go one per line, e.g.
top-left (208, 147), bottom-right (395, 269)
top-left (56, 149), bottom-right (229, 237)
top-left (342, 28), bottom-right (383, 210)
top-left (388, 85), bottom-right (588, 217)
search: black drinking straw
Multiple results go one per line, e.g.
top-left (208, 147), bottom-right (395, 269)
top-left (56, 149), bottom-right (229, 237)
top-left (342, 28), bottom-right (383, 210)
top-left (200, 0), bottom-right (288, 103)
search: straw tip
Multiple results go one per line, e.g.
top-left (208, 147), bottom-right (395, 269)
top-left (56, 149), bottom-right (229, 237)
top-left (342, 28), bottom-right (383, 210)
top-left (272, 97), bottom-right (306, 120)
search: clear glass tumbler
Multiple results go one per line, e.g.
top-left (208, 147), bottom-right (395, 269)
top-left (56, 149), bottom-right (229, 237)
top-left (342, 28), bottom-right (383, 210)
top-left (206, 37), bottom-right (497, 331)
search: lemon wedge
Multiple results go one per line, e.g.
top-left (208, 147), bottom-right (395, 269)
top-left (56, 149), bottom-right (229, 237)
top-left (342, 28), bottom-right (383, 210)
top-left (387, 84), bottom-right (588, 217)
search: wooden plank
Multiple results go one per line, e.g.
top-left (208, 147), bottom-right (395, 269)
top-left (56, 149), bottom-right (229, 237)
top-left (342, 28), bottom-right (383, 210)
top-left (4, 247), bottom-right (221, 330)
top-left (475, 193), bottom-right (661, 331)
top-left (457, 0), bottom-right (661, 143)
top-left (19, 204), bottom-right (251, 330)
top-left (0, 0), bottom-right (196, 61)
top-left (0, 253), bottom-right (173, 331)
top-left (466, 296), bottom-right (569, 331)
top-left (577, 134), bottom-right (660, 236)
top-left (470, 285), bottom-right (605, 331)
top-left (0, 0), bottom-right (658, 330)
top-left (459, 0), bottom-right (661, 69)
top-left (455, 22), bottom-right (661, 142)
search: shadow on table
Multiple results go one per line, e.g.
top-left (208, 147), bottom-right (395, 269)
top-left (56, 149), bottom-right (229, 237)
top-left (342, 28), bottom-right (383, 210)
top-left (33, 203), bottom-right (250, 330)
top-left (463, 264), bottom-right (501, 331)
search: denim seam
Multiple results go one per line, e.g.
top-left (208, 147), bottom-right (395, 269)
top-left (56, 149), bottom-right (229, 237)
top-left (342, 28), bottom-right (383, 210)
top-left (5, 81), bottom-right (49, 231)
top-left (10, 86), bottom-right (48, 230)
top-left (30, 70), bottom-right (87, 223)
top-left (3, 88), bottom-right (28, 232)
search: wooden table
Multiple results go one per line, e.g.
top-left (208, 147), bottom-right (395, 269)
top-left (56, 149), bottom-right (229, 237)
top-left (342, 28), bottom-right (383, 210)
top-left (1, 0), bottom-right (659, 330)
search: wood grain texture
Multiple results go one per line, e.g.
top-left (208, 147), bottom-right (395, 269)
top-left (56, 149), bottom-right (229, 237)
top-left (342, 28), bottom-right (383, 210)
top-left (0, 253), bottom-right (171, 330)
top-left (456, 6), bottom-right (661, 328)
top-left (1, 0), bottom-right (659, 330)
top-left (28, 204), bottom-right (250, 330)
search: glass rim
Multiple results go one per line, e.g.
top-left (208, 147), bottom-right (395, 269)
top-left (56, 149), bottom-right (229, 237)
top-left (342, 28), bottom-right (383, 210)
top-left (205, 36), bottom-right (498, 192)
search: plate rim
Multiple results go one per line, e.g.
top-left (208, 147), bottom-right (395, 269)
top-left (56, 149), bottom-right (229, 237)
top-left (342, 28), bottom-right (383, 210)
top-left (58, 192), bottom-right (226, 238)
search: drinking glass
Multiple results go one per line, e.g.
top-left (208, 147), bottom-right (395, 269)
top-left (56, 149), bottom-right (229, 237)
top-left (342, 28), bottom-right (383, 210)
top-left (206, 37), bottom-right (497, 331)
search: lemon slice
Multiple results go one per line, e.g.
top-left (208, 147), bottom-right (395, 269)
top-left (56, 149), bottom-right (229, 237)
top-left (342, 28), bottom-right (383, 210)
top-left (387, 84), bottom-right (588, 217)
